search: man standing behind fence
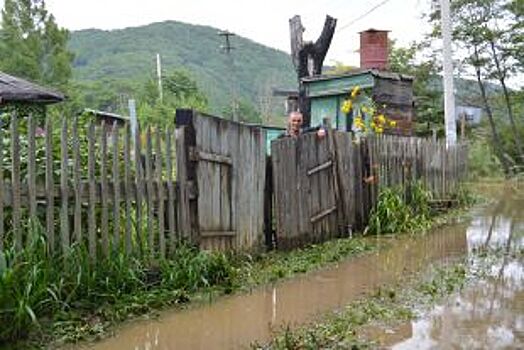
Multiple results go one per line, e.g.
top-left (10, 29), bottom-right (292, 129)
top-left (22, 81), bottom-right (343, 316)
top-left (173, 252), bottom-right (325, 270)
top-left (281, 111), bottom-right (327, 139)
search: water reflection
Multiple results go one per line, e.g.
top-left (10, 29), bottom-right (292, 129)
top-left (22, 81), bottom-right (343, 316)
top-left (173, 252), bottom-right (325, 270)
top-left (390, 191), bottom-right (524, 350)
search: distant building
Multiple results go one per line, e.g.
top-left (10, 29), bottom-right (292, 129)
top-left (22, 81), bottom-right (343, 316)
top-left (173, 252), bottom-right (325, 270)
top-left (456, 105), bottom-right (483, 126)
top-left (82, 108), bottom-right (129, 128)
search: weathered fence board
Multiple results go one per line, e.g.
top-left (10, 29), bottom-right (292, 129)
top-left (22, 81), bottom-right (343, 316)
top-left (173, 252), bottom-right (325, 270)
top-left (272, 132), bottom-right (342, 248)
top-left (175, 110), bottom-right (267, 251)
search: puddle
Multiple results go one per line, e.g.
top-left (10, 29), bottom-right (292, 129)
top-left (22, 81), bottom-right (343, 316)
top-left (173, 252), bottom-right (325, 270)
top-left (365, 185), bottom-right (524, 349)
top-left (78, 185), bottom-right (522, 350)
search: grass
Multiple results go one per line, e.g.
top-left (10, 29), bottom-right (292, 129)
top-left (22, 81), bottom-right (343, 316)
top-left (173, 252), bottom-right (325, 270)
top-left (0, 225), bottom-right (377, 348)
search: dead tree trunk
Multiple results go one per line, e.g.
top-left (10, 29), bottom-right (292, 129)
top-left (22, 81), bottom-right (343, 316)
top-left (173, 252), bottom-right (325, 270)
top-left (290, 15), bottom-right (337, 127)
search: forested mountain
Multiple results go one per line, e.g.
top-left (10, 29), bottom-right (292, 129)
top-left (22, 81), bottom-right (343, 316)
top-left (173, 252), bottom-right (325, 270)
top-left (68, 20), bottom-right (297, 118)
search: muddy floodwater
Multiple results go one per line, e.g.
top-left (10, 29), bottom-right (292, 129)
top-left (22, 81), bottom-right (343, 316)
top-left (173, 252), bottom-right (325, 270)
top-left (371, 184), bottom-right (524, 349)
top-left (80, 184), bottom-right (523, 350)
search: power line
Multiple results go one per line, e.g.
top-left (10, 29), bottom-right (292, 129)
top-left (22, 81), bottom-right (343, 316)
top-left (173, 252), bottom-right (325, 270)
top-left (218, 30), bottom-right (239, 122)
top-left (337, 0), bottom-right (393, 33)
top-left (218, 30), bottom-right (235, 53)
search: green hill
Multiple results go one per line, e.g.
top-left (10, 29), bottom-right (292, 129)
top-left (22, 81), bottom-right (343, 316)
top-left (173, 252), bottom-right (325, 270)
top-left (68, 20), bottom-right (297, 118)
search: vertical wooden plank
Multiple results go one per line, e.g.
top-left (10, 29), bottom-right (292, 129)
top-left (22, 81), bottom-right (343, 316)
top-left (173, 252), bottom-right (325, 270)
top-left (27, 114), bottom-right (37, 223)
top-left (124, 125), bottom-right (133, 254)
top-left (10, 114), bottom-right (21, 251)
top-left (135, 124), bottom-right (145, 255)
top-left (175, 127), bottom-right (191, 240)
top-left (155, 127), bottom-right (165, 258)
top-left (45, 117), bottom-right (54, 252)
top-left (165, 127), bottom-right (176, 250)
top-left (100, 122), bottom-right (109, 256)
top-left (196, 116), bottom-right (211, 249)
top-left (60, 117), bottom-right (70, 253)
top-left (145, 126), bottom-right (155, 255)
top-left (0, 126), bottom-right (4, 251)
top-left (112, 122), bottom-right (121, 252)
top-left (72, 117), bottom-right (82, 245)
top-left (88, 122), bottom-right (97, 259)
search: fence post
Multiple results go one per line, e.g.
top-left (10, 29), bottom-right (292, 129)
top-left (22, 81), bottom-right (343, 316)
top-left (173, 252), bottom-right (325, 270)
top-left (175, 109), bottom-right (198, 243)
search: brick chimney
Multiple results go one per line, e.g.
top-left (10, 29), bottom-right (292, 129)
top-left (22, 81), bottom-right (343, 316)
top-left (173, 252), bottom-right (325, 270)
top-left (360, 29), bottom-right (389, 70)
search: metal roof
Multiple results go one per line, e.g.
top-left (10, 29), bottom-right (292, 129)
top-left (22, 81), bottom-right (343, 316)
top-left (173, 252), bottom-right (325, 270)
top-left (0, 71), bottom-right (65, 105)
top-left (301, 69), bottom-right (414, 83)
top-left (83, 108), bottom-right (130, 121)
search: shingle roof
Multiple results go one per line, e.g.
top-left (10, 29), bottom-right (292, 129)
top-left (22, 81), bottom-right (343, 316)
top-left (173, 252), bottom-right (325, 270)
top-left (0, 71), bottom-right (65, 104)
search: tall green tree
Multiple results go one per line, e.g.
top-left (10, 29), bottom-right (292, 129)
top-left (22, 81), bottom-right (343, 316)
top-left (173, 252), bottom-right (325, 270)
top-left (428, 0), bottom-right (524, 174)
top-left (0, 0), bottom-right (73, 88)
top-left (138, 69), bottom-right (208, 125)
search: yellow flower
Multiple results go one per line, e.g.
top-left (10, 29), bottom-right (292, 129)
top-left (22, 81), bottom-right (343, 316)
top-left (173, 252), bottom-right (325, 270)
top-left (341, 100), bottom-right (353, 114)
top-left (389, 120), bottom-right (397, 127)
top-left (377, 114), bottom-right (386, 124)
top-left (376, 127), bottom-right (384, 134)
top-left (351, 86), bottom-right (361, 98)
top-left (361, 106), bottom-right (369, 114)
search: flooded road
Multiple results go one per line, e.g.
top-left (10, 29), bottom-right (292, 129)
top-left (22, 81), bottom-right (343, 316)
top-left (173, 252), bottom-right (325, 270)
top-left (81, 184), bottom-right (523, 350)
top-left (365, 184), bottom-right (524, 349)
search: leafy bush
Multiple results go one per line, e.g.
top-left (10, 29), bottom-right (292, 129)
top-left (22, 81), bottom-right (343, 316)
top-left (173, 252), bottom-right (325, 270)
top-left (366, 183), bottom-right (432, 235)
top-left (467, 137), bottom-right (504, 180)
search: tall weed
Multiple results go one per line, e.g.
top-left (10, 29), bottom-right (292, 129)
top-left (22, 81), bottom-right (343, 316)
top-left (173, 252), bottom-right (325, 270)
top-left (366, 183), bottom-right (432, 235)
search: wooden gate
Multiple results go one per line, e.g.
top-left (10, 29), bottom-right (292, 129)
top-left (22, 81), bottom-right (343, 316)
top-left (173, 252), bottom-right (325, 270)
top-left (176, 110), bottom-right (267, 251)
top-left (271, 131), bottom-right (345, 248)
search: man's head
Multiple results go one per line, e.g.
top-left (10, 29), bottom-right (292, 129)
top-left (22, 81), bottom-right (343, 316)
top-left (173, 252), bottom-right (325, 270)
top-left (287, 111), bottom-right (303, 136)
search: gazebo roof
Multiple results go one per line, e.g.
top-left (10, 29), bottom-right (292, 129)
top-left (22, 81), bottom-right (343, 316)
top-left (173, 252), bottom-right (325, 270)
top-left (0, 71), bottom-right (65, 105)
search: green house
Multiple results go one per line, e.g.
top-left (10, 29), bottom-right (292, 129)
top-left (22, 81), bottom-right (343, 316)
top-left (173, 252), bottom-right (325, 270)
top-left (303, 69), bottom-right (414, 135)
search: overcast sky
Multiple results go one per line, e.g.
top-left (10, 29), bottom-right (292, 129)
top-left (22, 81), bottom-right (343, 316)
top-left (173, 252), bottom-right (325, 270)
top-left (0, 0), bottom-right (433, 66)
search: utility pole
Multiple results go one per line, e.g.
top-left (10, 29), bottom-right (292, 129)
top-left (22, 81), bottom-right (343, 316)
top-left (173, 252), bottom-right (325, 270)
top-left (156, 53), bottom-right (163, 103)
top-left (441, 0), bottom-right (457, 148)
top-left (218, 30), bottom-right (238, 122)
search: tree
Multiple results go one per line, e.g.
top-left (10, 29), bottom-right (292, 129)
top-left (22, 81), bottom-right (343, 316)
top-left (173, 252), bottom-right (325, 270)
top-left (0, 0), bottom-right (74, 89)
top-left (388, 40), bottom-right (444, 135)
top-left (222, 99), bottom-right (261, 124)
top-left (138, 69), bottom-right (208, 125)
top-left (446, 0), bottom-right (513, 175)
top-left (289, 15), bottom-right (337, 126)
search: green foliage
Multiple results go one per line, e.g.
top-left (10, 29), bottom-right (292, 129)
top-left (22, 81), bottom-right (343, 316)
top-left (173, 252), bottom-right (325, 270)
top-left (366, 183), bottom-right (432, 235)
top-left (67, 21), bottom-right (294, 119)
top-left (0, 0), bottom-right (74, 89)
top-left (137, 69), bottom-right (209, 125)
top-left (468, 136), bottom-right (504, 179)
top-left (245, 239), bottom-right (375, 285)
top-left (221, 98), bottom-right (262, 124)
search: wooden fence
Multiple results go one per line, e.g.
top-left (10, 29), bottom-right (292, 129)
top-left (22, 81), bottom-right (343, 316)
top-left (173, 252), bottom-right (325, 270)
top-left (271, 131), bottom-right (468, 248)
top-left (175, 110), bottom-right (267, 251)
top-left (0, 113), bottom-right (182, 259)
top-left (0, 110), bottom-right (468, 257)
